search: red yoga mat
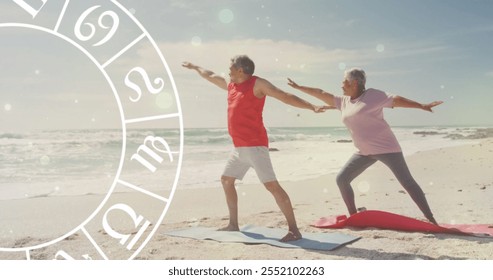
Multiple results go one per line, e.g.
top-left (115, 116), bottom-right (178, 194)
top-left (312, 210), bottom-right (493, 237)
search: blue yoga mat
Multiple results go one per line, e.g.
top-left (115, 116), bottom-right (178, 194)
top-left (164, 224), bottom-right (360, 251)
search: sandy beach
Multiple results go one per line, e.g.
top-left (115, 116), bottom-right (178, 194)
top-left (1, 134), bottom-right (492, 261)
top-left (151, 137), bottom-right (493, 260)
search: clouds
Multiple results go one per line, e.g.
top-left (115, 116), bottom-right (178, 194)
top-left (158, 38), bottom-right (368, 77)
top-left (153, 37), bottom-right (455, 85)
top-left (2, 0), bottom-right (493, 129)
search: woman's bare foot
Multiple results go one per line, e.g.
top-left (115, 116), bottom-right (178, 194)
top-left (357, 207), bottom-right (367, 212)
top-left (427, 216), bottom-right (438, 226)
top-left (280, 230), bottom-right (302, 242)
top-left (218, 224), bottom-right (239, 231)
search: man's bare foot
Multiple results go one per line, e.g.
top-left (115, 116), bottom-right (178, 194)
top-left (280, 230), bottom-right (302, 242)
top-left (218, 224), bottom-right (239, 231)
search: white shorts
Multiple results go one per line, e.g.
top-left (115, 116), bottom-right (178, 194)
top-left (222, 146), bottom-right (277, 183)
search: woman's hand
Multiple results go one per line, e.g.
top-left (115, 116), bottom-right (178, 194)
top-left (287, 78), bottom-right (300, 89)
top-left (422, 101), bottom-right (444, 112)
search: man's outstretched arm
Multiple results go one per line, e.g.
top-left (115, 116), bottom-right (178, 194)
top-left (287, 78), bottom-right (336, 107)
top-left (256, 78), bottom-right (333, 113)
top-left (182, 61), bottom-right (228, 91)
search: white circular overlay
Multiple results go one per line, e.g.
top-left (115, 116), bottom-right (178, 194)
top-left (0, 1), bottom-right (183, 260)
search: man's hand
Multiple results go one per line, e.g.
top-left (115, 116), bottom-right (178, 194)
top-left (313, 105), bottom-right (336, 113)
top-left (181, 61), bottom-right (196, 70)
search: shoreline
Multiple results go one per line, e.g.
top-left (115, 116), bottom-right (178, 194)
top-left (1, 126), bottom-right (491, 201)
top-left (0, 131), bottom-right (484, 202)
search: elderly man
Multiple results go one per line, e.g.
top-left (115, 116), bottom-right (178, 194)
top-left (183, 55), bottom-right (329, 241)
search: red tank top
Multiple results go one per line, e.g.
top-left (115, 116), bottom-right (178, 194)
top-left (227, 76), bottom-right (268, 147)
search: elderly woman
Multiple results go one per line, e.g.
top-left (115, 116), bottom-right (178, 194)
top-left (288, 68), bottom-right (442, 224)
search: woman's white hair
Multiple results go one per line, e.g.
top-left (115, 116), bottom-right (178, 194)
top-left (345, 68), bottom-right (366, 90)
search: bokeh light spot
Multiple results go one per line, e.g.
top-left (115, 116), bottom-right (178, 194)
top-left (219, 9), bottom-right (234, 24)
top-left (357, 181), bottom-right (371, 193)
top-left (191, 36), bottom-right (202, 46)
top-left (376, 44), bottom-right (385, 52)
top-left (40, 155), bottom-right (51, 166)
top-left (156, 92), bottom-right (173, 109)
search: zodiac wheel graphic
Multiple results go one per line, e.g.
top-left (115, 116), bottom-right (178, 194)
top-left (0, 1), bottom-right (183, 260)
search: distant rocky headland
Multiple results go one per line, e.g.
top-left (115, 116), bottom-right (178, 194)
top-left (413, 127), bottom-right (493, 140)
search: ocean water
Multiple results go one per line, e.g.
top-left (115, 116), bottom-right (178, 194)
top-left (0, 126), bottom-right (482, 200)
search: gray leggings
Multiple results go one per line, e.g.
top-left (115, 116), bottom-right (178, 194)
top-left (336, 152), bottom-right (435, 221)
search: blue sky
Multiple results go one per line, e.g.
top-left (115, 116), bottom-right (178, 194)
top-left (1, 0), bottom-right (492, 130)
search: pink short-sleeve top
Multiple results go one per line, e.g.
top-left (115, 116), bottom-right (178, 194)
top-left (333, 88), bottom-right (401, 155)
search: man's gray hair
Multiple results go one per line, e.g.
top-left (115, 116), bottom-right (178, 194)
top-left (230, 55), bottom-right (255, 75)
top-left (345, 68), bottom-right (366, 90)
